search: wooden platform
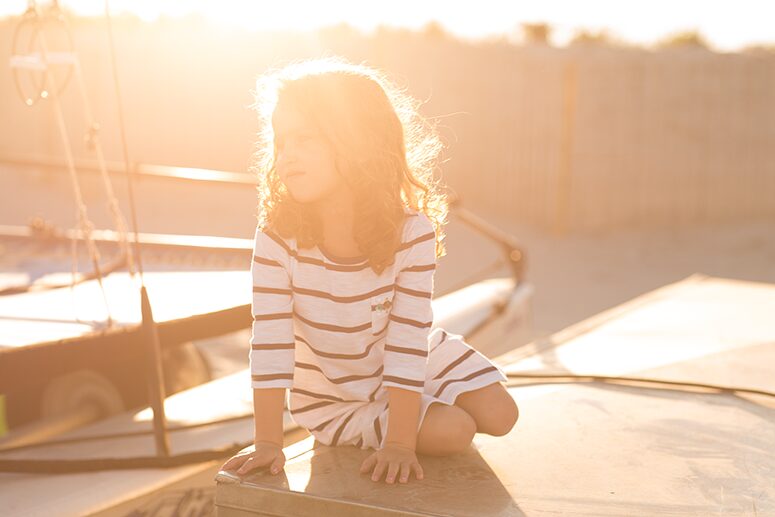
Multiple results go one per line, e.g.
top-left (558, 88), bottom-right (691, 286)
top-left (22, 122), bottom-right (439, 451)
top-left (214, 274), bottom-right (775, 516)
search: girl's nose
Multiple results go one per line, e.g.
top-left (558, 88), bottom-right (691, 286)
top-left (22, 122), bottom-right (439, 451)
top-left (275, 149), bottom-right (296, 172)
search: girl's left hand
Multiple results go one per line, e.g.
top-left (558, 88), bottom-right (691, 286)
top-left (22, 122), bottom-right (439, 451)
top-left (359, 442), bottom-right (424, 484)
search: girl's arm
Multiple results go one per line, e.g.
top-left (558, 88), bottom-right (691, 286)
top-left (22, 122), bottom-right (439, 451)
top-left (384, 386), bottom-right (421, 449)
top-left (253, 387), bottom-right (286, 445)
top-left (249, 227), bottom-right (296, 443)
top-left (382, 213), bottom-right (437, 393)
top-left (382, 213), bottom-right (438, 447)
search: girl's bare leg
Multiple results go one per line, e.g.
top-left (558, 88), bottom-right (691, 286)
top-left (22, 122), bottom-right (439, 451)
top-left (415, 382), bottom-right (518, 456)
top-left (415, 402), bottom-right (477, 456)
top-left (453, 381), bottom-right (519, 436)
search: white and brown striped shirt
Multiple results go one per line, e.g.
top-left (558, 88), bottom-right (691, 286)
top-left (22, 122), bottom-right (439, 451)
top-left (249, 210), bottom-right (436, 435)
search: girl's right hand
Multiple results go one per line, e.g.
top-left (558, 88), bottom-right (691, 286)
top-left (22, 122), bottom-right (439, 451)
top-left (220, 441), bottom-right (286, 476)
top-left (360, 442), bottom-right (424, 484)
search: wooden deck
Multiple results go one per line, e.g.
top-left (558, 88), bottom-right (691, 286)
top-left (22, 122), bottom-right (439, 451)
top-left (214, 274), bottom-right (775, 516)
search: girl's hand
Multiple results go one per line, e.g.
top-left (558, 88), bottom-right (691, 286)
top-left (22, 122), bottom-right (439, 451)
top-left (220, 441), bottom-right (286, 476)
top-left (360, 442), bottom-right (424, 484)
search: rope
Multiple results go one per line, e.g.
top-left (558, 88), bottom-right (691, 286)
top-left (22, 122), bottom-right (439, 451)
top-left (68, 25), bottom-right (136, 278)
top-left (504, 372), bottom-right (775, 399)
top-left (35, 15), bottom-right (115, 326)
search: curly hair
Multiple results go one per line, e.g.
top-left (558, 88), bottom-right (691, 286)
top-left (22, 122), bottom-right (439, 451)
top-left (250, 56), bottom-right (448, 275)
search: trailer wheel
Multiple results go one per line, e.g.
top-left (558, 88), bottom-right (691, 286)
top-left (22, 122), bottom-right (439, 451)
top-left (40, 369), bottom-right (125, 421)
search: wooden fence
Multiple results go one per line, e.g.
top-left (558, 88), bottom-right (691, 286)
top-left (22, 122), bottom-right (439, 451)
top-left (2, 18), bottom-right (774, 234)
top-left (376, 42), bottom-right (775, 233)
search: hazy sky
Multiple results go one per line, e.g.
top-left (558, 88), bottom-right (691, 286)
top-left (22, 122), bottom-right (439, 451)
top-left (3, 0), bottom-right (774, 52)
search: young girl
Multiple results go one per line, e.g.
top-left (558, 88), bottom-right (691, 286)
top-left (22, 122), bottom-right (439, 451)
top-left (221, 56), bottom-right (518, 485)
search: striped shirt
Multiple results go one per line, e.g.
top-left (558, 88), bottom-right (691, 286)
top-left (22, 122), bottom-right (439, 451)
top-left (249, 210), bottom-right (436, 436)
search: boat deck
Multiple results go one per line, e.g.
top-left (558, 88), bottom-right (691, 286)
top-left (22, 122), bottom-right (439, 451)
top-left (0, 270), bottom-right (251, 348)
top-left (0, 229), bottom-right (254, 409)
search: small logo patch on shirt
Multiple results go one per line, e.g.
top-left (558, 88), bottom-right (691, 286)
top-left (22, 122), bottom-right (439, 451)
top-left (371, 297), bottom-right (392, 312)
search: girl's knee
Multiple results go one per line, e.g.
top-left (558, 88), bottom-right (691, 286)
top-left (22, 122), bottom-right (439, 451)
top-left (417, 403), bottom-right (476, 456)
top-left (489, 397), bottom-right (519, 436)
top-left (475, 394), bottom-right (518, 437)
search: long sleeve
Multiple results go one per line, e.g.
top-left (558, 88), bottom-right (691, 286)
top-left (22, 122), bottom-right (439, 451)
top-left (249, 227), bottom-right (295, 389)
top-left (382, 213), bottom-right (437, 393)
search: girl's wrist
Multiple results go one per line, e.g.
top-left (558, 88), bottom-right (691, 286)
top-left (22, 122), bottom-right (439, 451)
top-left (255, 439), bottom-right (283, 448)
top-left (383, 440), bottom-right (416, 452)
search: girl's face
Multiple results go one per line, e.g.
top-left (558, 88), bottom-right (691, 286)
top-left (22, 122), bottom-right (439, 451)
top-left (272, 100), bottom-right (344, 206)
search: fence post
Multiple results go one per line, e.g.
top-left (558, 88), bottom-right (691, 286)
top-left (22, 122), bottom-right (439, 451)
top-left (554, 60), bottom-right (577, 236)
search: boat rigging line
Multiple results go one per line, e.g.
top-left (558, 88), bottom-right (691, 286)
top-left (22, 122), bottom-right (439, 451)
top-left (7, 0), bottom-right (135, 307)
top-left (7, 0), bottom-right (174, 461)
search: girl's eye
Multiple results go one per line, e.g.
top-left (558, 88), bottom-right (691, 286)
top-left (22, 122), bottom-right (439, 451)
top-left (276, 135), bottom-right (312, 147)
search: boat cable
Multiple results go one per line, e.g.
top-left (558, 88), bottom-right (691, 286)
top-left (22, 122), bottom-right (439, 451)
top-left (33, 8), bottom-right (114, 325)
top-left (0, 370), bottom-right (773, 473)
top-left (4, 0), bottom-right (174, 464)
top-left (501, 372), bottom-right (775, 399)
top-left (65, 0), bottom-right (136, 279)
top-left (4, 1), bottom-right (135, 301)
top-left (103, 0), bottom-right (144, 284)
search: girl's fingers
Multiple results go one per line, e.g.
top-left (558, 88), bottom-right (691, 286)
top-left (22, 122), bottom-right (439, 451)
top-left (269, 457), bottom-right (285, 475)
top-left (236, 457), bottom-right (254, 474)
top-left (224, 451), bottom-right (285, 476)
top-left (222, 454), bottom-right (248, 471)
top-left (371, 461), bottom-right (387, 482)
top-left (412, 462), bottom-right (424, 480)
top-left (384, 462), bottom-right (400, 484)
top-left (398, 463), bottom-right (412, 483)
top-left (360, 453), bottom-right (377, 474)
